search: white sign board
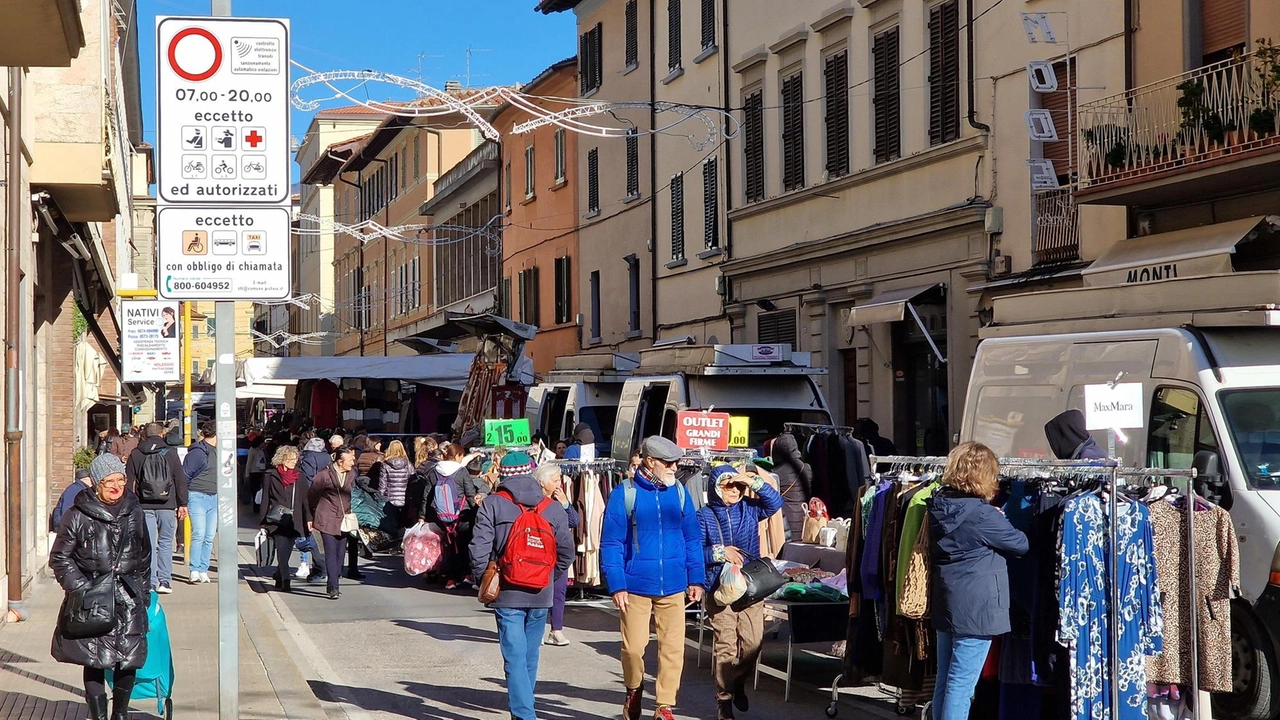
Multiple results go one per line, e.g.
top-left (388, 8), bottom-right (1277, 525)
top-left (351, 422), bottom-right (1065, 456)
top-left (157, 205), bottom-right (292, 300)
top-left (121, 300), bottom-right (181, 383)
top-left (1084, 383), bottom-right (1145, 431)
top-left (156, 17), bottom-right (290, 205)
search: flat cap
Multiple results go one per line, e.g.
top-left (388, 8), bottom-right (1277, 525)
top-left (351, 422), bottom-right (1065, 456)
top-left (640, 435), bottom-right (683, 462)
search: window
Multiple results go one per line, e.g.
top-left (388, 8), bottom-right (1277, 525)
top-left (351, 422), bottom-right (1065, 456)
top-left (1202, 0), bottom-right (1246, 64)
top-left (824, 51), bottom-right (850, 178)
top-left (668, 0), bottom-right (682, 72)
top-left (743, 90), bottom-right (765, 203)
top-left (587, 148), bottom-right (600, 214)
top-left (589, 270), bottom-right (601, 341)
top-left (703, 158), bottom-right (719, 250)
top-left (1148, 388), bottom-right (1219, 472)
top-left (670, 172), bottom-right (686, 261)
top-left (525, 145), bottom-right (536, 198)
top-left (191, 324), bottom-right (199, 340)
top-left (554, 256), bottom-right (572, 325)
top-left (700, 0), bottom-right (715, 50)
top-left (1040, 59), bottom-right (1077, 180)
top-left (579, 23), bottom-right (603, 94)
top-left (757, 309), bottom-right (797, 346)
top-left (400, 148), bottom-right (407, 190)
top-left (206, 358), bottom-right (215, 370)
top-left (928, 0), bottom-right (961, 146)
top-left (413, 134), bottom-right (420, 181)
top-left (626, 129), bottom-right (640, 198)
top-left (192, 359), bottom-right (200, 376)
top-left (206, 318), bottom-right (215, 338)
top-left (554, 129), bottom-right (567, 183)
top-left (410, 254), bottom-right (420, 307)
top-left (625, 0), bottom-right (639, 68)
top-left (873, 27), bottom-right (902, 163)
top-left (781, 72), bottom-right (805, 191)
top-left (505, 161), bottom-right (512, 211)
top-left (518, 267), bottom-right (540, 326)
top-left (627, 256), bottom-right (641, 333)
top-left (500, 276), bottom-right (512, 318)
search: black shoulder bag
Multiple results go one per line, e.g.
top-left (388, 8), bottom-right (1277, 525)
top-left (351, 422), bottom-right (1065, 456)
top-left (264, 480), bottom-right (297, 529)
top-left (62, 528), bottom-right (127, 639)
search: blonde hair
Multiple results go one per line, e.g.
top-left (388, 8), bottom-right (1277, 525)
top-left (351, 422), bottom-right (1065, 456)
top-left (941, 442), bottom-right (1000, 501)
top-left (384, 440), bottom-right (409, 463)
top-left (271, 444), bottom-right (300, 468)
top-left (414, 436), bottom-right (438, 466)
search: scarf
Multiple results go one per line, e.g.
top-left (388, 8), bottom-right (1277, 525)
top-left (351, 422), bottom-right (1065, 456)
top-left (279, 466), bottom-right (301, 487)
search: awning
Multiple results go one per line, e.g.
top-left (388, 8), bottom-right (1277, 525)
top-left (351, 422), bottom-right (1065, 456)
top-left (395, 337), bottom-right (460, 355)
top-left (237, 384), bottom-right (289, 401)
top-left (238, 355), bottom-right (476, 392)
top-left (1082, 216), bottom-right (1280, 287)
top-left (845, 284), bottom-right (944, 326)
top-left (416, 312), bottom-right (537, 342)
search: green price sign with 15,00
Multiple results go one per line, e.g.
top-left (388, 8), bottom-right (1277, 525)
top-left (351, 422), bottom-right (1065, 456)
top-left (485, 418), bottom-right (531, 447)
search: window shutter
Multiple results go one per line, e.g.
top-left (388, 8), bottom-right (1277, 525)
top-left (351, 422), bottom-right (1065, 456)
top-left (589, 270), bottom-right (601, 339)
top-left (579, 32), bottom-right (589, 94)
top-left (757, 310), bottom-right (797, 346)
top-left (744, 91), bottom-right (765, 202)
top-left (501, 277), bottom-right (512, 319)
top-left (626, 0), bottom-right (639, 67)
top-left (593, 24), bottom-right (604, 89)
top-left (1202, 0), bottom-right (1246, 57)
top-left (529, 267), bottom-right (540, 327)
top-left (554, 256), bottom-right (572, 325)
top-left (824, 51), bottom-right (850, 178)
top-left (587, 148), bottom-right (600, 213)
top-left (1041, 59), bottom-right (1076, 176)
top-left (626, 130), bottom-right (640, 197)
top-left (701, 0), bottom-right (715, 49)
top-left (929, 1), bottom-right (961, 146)
top-left (671, 173), bottom-right (686, 261)
top-left (873, 27), bottom-right (901, 163)
top-left (703, 158), bottom-right (719, 250)
top-left (781, 72), bottom-right (805, 191)
top-left (669, 0), bottom-right (682, 71)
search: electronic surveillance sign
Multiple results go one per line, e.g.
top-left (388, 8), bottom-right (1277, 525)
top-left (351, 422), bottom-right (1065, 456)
top-left (156, 17), bottom-right (290, 204)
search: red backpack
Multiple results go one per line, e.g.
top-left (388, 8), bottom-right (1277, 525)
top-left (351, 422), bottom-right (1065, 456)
top-left (497, 491), bottom-right (558, 591)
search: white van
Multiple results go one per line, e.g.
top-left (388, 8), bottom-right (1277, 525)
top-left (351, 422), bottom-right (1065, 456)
top-left (610, 343), bottom-right (833, 461)
top-left (961, 273), bottom-right (1280, 720)
top-left (526, 353), bottom-right (639, 456)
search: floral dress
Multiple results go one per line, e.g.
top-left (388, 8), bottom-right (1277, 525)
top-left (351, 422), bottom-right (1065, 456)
top-left (1057, 494), bottom-right (1164, 720)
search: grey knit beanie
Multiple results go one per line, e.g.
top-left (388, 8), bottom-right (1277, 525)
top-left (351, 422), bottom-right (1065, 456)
top-left (88, 453), bottom-right (127, 487)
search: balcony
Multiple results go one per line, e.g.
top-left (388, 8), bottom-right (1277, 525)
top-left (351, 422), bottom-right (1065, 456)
top-left (1077, 49), bottom-right (1280, 207)
top-left (0, 0), bottom-right (85, 66)
top-left (1032, 188), bottom-right (1081, 266)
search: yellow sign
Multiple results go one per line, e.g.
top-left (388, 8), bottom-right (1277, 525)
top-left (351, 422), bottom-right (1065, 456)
top-left (728, 416), bottom-right (750, 447)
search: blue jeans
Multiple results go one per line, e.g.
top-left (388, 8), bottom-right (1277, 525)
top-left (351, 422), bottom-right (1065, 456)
top-left (187, 491), bottom-right (218, 574)
top-left (494, 607), bottom-right (549, 720)
top-left (143, 509), bottom-right (176, 586)
top-left (932, 631), bottom-right (993, 720)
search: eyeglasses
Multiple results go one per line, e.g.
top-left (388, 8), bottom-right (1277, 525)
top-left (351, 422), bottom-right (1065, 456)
top-left (653, 458), bottom-right (679, 467)
top-left (100, 477), bottom-right (127, 487)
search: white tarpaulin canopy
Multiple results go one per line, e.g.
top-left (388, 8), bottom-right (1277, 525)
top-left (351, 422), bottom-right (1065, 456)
top-left (238, 355), bottom-right (475, 392)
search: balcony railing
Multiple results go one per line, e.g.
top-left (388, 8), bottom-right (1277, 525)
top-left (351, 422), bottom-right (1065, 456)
top-left (1078, 48), bottom-right (1280, 190)
top-left (1032, 187), bottom-right (1081, 266)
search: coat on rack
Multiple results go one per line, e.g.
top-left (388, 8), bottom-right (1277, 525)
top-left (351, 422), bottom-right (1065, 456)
top-left (770, 433), bottom-right (812, 536)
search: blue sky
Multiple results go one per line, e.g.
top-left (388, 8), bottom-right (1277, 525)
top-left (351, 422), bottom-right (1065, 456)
top-left (138, 0), bottom-right (577, 176)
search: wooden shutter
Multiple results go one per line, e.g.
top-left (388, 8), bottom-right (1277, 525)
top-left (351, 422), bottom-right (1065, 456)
top-left (671, 173), bottom-right (686, 260)
top-left (589, 270), bottom-right (601, 338)
top-left (1202, 0), bottom-right (1246, 57)
top-left (554, 256), bottom-right (571, 324)
top-left (824, 51), bottom-right (850, 178)
top-left (669, 0), bottom-right (682, 70)
top-left (579, 31), bottom-right (590, 94)
top-left (501, 276), bottom-right (512, 319)
top-left (626, 130), bottom-right (640, 197)
top-left (1041, 59), bottom-right (1076, 176)
top-left (873, 27), bottom-right (901, 163)
top-left (529, 267), bottom-right (540, 327)
top-left (757, 310), bottom-right (797, 346)
top-left (703, 158), bottom-right (719, 250)
top-left (743, 91), bottom-right (765, 202)
top-left (592, 24), bottom-right (604, 89)
top-left (928, 0), bottom-right (960, 146)
top-left (701, 0), bottom-right (715, 49)
top-left (781, 72), bottom-right (805, 191)
top-left (626, 0), bottom-right (639, 67)
top-left (587, 148), bottom-right (600, 212)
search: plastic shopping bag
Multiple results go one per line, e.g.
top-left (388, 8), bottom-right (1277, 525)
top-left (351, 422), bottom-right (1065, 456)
top-left (713, 562), bottom-right (748, 606)
top-left (403, 521), bottom-right (445, 576)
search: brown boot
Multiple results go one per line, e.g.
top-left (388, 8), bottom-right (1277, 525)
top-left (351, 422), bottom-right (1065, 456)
top-left (623, 686), bottom-right (643, 720)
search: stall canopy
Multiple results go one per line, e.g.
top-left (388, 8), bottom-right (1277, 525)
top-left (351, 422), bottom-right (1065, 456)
top-left (1082, 215), bottom-right (1280, 287)
top-left (238, 355), bottom-right (476, 392)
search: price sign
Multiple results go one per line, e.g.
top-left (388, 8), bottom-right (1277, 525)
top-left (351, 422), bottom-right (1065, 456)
top-left (485, 418), bottom-right (531, 447)
top-left (728, 416), bottom-right (750, 447)
top-left (675, 411), bottom-right (731, 451)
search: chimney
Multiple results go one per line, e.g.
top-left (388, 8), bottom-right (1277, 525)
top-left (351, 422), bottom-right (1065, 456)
top-left (444, 80), bottom-right (462, 92)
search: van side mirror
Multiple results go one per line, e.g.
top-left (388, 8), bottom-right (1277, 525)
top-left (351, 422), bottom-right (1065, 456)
top-left (1193, 450), bottom-right (1231, 509)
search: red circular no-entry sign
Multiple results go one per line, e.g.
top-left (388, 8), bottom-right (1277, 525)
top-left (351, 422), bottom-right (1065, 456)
top-left (168, 27), bottom-right (222, 82)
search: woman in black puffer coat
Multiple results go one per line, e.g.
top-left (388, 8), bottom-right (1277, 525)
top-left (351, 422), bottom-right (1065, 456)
top-left (50, 453), bottom-right (152, 720)
top-left (769, 432), bottom-right (813, 540)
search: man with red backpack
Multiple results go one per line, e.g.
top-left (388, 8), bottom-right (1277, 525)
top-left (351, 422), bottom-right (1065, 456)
top-left (468, 452), bottom-right (575, 720)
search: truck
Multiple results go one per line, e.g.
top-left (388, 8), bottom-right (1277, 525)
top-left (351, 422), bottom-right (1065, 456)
top-left (960, 272), bottom-right (1280, 720)
top-left (609, 343), bottom-right (834, 462)
top-left (525, 353), bottom-right (640, 457)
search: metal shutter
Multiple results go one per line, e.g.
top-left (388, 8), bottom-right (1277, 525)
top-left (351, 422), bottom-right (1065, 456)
top-left (782, 72), bottom-right (805, 191)
top-left (671, 173), bottom-right (686, 260)
top-left (824, 51), bottom-right (850, 178)
top-left (744, 91), bottom-right (765, 202)
top-left (757, 310), bottom-right (797, 346)
top-left (1202, 0), bottom-right (1246, 57)
top-left (928, 0), bottom-right (960, 146)
top-left (873, 27), bottom-right (901, 163)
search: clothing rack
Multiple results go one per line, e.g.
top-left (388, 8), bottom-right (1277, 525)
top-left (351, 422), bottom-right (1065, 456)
top-left (546, 458), bottom-right (619, 471)
top-left (784, 421), bottom-right (858, 433)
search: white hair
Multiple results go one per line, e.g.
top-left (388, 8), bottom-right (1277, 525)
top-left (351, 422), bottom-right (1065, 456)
top-left (532, 464), bottom-right (562, 487)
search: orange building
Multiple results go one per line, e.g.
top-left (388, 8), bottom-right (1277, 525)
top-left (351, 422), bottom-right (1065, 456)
top-left (493, 58), bottom-right (580, 376)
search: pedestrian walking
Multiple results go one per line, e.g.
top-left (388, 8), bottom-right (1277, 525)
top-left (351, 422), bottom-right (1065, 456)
top-left (260, 444), bottom-right (311, 593)
top-left (298, 434), bottom-right (331, 482)
top-left (181, 422), bottom-right (219, 584)
top-left (600, 436), bottom-right (705, 720)
top-left (308, 445), bottom-right (359, 600)
top-left (405, 436), bottom-right (439, 528)
top-left (296, 434), bottom-right (331, 583)
top-left (355, 436), bottom-right (384, 489)
top-left (469, 452), bottom-right (574, 720)
top-left (379, 440), bottom-right (415, 509)
top-left (697, 466), bottom-right (783, 719)
top-left (124, 423), bottom-right (187, 595)
top-left (51, 469), bottom-right (94, 530)
top-left (533, 463), bottom-right (579, 646)
top-left (421, 442), bottom-right (481, 589)
top-left (109, 426), bottom-right (140, 464)
top-left (925, 442), bottom-right (1029, 720)
top-left (50, 453), bottom-right (152, 720)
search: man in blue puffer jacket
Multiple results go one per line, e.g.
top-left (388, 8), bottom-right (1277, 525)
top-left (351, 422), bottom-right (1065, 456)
top-left (698, 465), bottom-right (783, 720)
top-left (601, 436), bottom-right (706, 720)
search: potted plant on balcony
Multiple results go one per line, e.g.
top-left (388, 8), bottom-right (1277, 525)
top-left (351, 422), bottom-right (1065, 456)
top-left (1250, 38), bottom-right (1280, 138)
top-left (1178, 78), bottom-right (1236, 150)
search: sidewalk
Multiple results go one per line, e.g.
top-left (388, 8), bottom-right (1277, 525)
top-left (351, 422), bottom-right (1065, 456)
top-left (0, 537), bottom-right (328, 720)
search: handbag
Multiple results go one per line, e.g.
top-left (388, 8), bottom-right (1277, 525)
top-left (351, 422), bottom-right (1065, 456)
top-left (730, 551), bottom-right (788, 611)
top-left (61, 536), bottom-right (126, 639)
top-left (800, 499), bottom-right (829, 544)
top-left (337, 468), bottom-right (360, 534)
top-left (264, 481), bottom-right (297, 529)
top-left (477, 560), bottom-right (501, 604)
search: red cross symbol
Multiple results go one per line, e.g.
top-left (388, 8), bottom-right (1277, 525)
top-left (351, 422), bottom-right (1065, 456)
top-left (244, 130), bottom-right (264, 148)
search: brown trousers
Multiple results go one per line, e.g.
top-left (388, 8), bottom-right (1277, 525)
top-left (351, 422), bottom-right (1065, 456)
top-left (707, 600), bottom-right (765, 701)
top-left (620, 592), bottom-right (687, 707)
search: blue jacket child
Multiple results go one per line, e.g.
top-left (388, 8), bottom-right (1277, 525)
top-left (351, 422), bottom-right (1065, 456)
top-left (697, 466), bottom-right (784, 585)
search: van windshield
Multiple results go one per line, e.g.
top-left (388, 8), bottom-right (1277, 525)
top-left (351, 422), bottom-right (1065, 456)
top-left (1221, 390), bottom-right (1280, 488)
top-left (717, 409), bottom-right (833, 450)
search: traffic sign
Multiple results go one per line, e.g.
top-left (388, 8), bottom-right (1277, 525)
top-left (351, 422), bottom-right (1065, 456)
top-left (156, 17), bottom-right (290, 204)
top-left (157, 205), bottom-right (292, 300)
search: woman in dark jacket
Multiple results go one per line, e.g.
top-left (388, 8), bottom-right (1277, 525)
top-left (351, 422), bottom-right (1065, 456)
top-left (308, 446), bottom-right (359, 599)
top-left (769, 432), bottom-right (812, 539)
top-left (50, 453), bottom-right (152, 720)
top-left (260, 444), bottom-right (312, 592)
top-left (925, 442), bottom-right (1029, 720)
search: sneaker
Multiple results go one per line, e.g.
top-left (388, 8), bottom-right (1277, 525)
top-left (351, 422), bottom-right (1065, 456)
top-left (156, 583), bottom-right (172, 595)
top-left (732, 681), bottom-right (749, 712)
top-left (545, 630), bottom-right (570, 646)
top-left (296, 563), bottom-right (311, 579)
top-left (623, 687), bottom-right (642, 720)
top-left (189, 573), bottom-right (201, 585)
top-left (310, 573), bottom-right (327, 584)
top-left (444, 580), bottom-right (459, 590)
top-left (200, 572), bottom-right (212, 584)
top-left (653, 706), bottom-right (676, 720)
